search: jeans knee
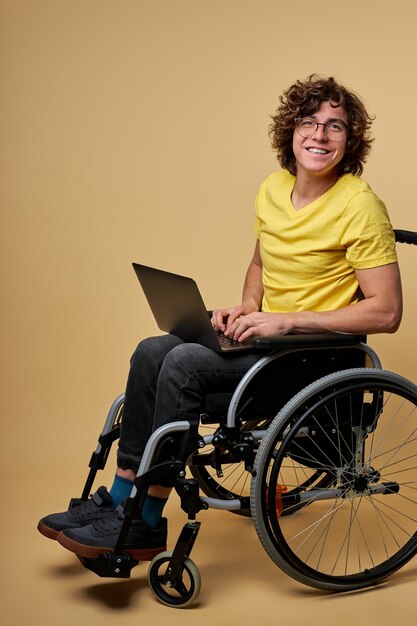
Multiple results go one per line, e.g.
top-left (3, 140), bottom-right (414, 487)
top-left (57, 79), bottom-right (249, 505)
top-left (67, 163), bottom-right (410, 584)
top-left (130, 335), bottom-right (183, 370)
top-left (132, 336), bottom-right (160, 361)
top-left (159, 343), bottom-right (206, 384)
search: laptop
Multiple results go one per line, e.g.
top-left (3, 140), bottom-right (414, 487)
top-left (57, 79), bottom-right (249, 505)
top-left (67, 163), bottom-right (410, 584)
top-left (132, 263), bottom-right (253, 353)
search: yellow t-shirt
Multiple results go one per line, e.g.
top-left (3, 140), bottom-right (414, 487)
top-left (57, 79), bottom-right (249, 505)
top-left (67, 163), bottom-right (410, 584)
top-left (255, 170), bottom-right (397, 313)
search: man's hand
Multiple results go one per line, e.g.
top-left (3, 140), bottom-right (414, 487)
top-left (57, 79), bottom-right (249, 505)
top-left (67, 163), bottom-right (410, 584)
top-left (211, 304), bottom-right (258, 333)
top-left (224, 311), bottom-right (292, 342)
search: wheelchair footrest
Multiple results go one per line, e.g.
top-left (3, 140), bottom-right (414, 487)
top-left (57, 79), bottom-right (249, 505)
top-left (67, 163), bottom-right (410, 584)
top-left (78, 552), bottom-right (139, 578)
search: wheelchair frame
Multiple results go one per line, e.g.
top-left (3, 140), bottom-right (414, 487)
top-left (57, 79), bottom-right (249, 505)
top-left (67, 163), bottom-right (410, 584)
top-left (70, 229), bottom-right (417, 607)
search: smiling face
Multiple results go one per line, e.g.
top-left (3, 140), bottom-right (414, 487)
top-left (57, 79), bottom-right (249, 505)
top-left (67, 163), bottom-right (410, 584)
top-left (292, 101), bottom-right (348, 181)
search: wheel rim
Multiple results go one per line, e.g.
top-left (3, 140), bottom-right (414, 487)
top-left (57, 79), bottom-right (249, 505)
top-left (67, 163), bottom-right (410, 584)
top-left (252, 370), bottom-right (417, 589)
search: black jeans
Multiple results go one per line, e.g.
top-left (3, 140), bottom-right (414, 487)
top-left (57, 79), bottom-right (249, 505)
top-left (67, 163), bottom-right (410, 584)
top-left (117, 335), bottom-right (260, 471)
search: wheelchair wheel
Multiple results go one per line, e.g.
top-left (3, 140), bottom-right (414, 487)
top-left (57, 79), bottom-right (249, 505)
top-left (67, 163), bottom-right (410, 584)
top-left (251, 368), bottom-right (417, 591)
top-left (148, 550), bottom-right (201, 607)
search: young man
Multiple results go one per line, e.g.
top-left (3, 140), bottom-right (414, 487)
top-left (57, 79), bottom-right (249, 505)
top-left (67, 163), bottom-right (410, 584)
top-left (38, 74), bottom-right (402, 561)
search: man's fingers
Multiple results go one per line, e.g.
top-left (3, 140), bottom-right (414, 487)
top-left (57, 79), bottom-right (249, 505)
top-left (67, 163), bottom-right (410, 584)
top-left (211, 310), bottom-right (228, 331)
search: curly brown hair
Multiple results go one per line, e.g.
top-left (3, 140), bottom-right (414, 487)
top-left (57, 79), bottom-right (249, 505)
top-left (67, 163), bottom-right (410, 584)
top-left (269, 74), bottom-right (374, 176)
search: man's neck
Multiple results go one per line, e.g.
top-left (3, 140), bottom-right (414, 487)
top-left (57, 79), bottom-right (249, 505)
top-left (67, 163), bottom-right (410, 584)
top-left (291, 170), bottom-right (340, 210)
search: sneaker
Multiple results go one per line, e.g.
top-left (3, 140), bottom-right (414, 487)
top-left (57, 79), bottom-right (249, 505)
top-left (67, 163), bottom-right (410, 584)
top-left (37, 486), bottom-right (116, 540)
top-left (57, 505), bottom-right (167, 560)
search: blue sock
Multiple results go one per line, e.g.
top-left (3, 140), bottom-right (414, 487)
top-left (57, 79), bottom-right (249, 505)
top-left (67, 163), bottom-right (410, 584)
top-left (141, 495), bottom-right (168, 529)
top-left (109, 475), bottom-right (134, 506)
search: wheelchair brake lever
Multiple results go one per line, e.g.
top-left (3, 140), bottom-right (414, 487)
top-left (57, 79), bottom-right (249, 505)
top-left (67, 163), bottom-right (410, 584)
top-left (214, 446), bottom-right (224, 478)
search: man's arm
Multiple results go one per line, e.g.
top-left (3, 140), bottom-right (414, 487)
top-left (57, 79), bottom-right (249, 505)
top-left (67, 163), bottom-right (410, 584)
top-left (226, 262), bottom-right (403, 341)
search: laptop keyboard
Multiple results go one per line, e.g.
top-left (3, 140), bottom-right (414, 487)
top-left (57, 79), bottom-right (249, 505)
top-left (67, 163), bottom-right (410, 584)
top-left (216, 331), bottom-right (253, 350)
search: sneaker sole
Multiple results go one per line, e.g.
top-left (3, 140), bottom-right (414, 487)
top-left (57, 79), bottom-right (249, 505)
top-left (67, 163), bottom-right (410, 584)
top-left (37, 520), bottom-right (61, 540)
top-left (57, 532), bottom-right (166, 561)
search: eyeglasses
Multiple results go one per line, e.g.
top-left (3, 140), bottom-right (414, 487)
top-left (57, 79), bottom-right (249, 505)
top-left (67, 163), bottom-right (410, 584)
top-left (295, 117), bottom-right (348, 141)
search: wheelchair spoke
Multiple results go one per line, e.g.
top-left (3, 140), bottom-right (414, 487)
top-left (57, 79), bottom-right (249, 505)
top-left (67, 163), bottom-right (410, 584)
top-left (392, 480), bottom-right (417, 488)
top-left (371, 492), bottom-right (417, 526)
top-left (232, 468), bottom-right (250, 496)
top-left (368, 397), bottom-right (416, 462)
top-left (207, 462), bottom-right (247, 494)
top-left (372, 438), bottom-right (417, 478)
top-left (351, 499), bottom-right (377, 569)
top-left (382, 467), bottom-right (417, 480)
top-left (302, 499), bottom-right (342, 569)
top-left (383, 452), bottom-right (417, 470)
top-left (366, 497), bottom-right (417, 541)
top-left (368, 495), bottom-right (404, 552)
top-left (287, 497), bottom-right (347, 547)
top-left (321, 401), bottom-right (353, 468)
top-left (372, 432), bottom-right (417, 462)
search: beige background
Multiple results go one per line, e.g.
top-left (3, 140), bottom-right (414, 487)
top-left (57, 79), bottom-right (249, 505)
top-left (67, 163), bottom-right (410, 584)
top-left (1, 1), bottom-right (417, 624)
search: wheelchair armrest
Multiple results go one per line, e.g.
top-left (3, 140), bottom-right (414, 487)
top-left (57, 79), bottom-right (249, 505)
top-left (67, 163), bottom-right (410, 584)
top-left (394, 229), bottom-right (417, 245)
top-left (252, 333), bottom-right (363, 350)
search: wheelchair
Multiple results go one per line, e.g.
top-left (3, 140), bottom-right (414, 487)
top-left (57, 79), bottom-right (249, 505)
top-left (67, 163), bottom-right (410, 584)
top-left (67, 229), bottom-right (417, 607)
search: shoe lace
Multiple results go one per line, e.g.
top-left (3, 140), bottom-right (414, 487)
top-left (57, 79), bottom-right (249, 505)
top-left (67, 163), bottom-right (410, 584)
top-left (71, 499), bottom-right (99, 519)
top-left (71, 495), bottom-right (111, 520)
top-left (90, 507), bottom-right (125, 532)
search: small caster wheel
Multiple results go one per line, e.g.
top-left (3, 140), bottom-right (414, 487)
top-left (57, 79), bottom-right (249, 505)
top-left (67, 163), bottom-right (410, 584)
top-left (147, 550), bottom-right (201, 607)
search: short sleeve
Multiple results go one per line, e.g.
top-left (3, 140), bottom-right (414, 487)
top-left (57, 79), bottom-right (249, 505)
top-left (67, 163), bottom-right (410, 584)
top-left (254, 179), bottom-right (267, 240)
top-left (339, 191), bottom-right (397, 269)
